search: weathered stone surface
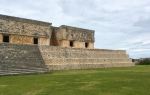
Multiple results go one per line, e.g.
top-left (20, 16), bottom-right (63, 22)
top-left (0, 43), bottom-right (48, 75)
top-left (53, 25), bottom-right (95, 48)
top-left (39, 46), bottom-right (134, 70)
top-left (56, 25), bottom-right (95, 42)
top-left (0, 43), bottom-right (134, 74)
top-left (0, 34), bottom-right (2, 43)
top-left (0, 14), bottom-right (52, 26)
top-left (0, 14), bottom-right (51, 37)
top-left (46, 63), bottom-right (134, 70)
top-left (0, 14), bottom-right (51, 45)
top-left (0, 14), bottom-right (134, 75)
top-left (0, 14), bottom-right (95, 48)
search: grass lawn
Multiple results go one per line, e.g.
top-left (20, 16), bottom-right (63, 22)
top-left (0, 65), bottom-right (150, 95)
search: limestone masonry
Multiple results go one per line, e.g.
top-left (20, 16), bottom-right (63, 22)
top-left (0, 14), bottom-right (134, 75)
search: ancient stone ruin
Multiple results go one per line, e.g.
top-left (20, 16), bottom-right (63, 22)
top-left (0, 14), bottom-right (134, 75)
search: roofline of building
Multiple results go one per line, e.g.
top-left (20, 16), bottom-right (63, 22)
top-left (60, 25), bottom-right (95, 32)
top-left (0, 14), bottom-right (52, 26)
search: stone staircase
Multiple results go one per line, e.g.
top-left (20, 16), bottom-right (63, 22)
top-left (0, 43), bottom-right (134, 75)
top-left (0, 43), bottom-right (48, 75)
top-left (39, 46), bottom-right (134, 70)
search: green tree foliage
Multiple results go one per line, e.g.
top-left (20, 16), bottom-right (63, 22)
top-left (138, 58), bottom-right (150, 65)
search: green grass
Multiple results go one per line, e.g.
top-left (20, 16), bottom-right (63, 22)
top-left (0, 65), bottom-right (150, 95)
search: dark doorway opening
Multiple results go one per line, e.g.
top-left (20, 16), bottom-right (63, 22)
top-left (33, 38), bottom-right (38, 44)
top-left (3, 35), bottom-right (9, 43)
top-left (70, 41), bottom-right (74, 47)
top-left (85, 42), bottom-right (89, 48)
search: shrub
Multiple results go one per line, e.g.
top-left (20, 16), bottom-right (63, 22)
top-left (138, 58), bottom-right (150, 65)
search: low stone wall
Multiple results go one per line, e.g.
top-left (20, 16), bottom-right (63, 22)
top-left (46, 63), bottom-right (134, 70)
top-left (39, 46), bottom-right (134, 70)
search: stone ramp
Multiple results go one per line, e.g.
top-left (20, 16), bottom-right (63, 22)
top-left (39, 46), bottom-right (134, 70)
top-left (0, 43), bottom-right (48, 75)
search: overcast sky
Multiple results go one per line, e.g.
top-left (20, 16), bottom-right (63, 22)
top-left (0, 0), bottom-right (150, 58)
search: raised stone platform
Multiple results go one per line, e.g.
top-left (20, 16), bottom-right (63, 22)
top-left (0, 43), bottom-right (48, 75)
top-left (39, 46), bottom-right (134, 70)
top-left (0, 43), bottom-right (134, 75)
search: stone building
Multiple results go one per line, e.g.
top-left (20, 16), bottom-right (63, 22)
top-left (51, 25), bottom-right (94, 48)
top-left (0, 14), bottom-right (94, 49)
top-left (0, 14), bottom-right (134, 75)
top-left (0, 14), bottom-right (51, 45)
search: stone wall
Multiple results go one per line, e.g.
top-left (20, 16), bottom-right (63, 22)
top-left (54, 25), bottom-right (95, 49)
top-left (0, 34), bottom-right (2, 43)
top-left (60, 40), bottom-right (69, 47)
top-left (10, 35), bottom-right (33, 44)
top-left (0, 14), bottom-right (52, 45)
top-left (0, 14), bottom-right (95, 49)
top-left (0, 43), bottom-right (48, 75)
top-left (0, 43), bottom-right (134, 75)
top-left (39, 46), bottom-right (134, 70)
top-left (59, 40), bottom-right (94, 49)
top-left (58, 25), bottom-right (95, 42)
top-left (50, 27), bottom-right (59, 46)
top-left (0, 14), bottom-right (135, 75)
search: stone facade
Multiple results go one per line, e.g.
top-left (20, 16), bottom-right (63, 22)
top-left (53, 25), bottom-right (95, 48)
top-left (0, 34), bottom-right (2, 43)
top-left (39, 46), bottom-right (134, 70)
top-left (0, 14), bottom-right (94, 49)
top-left (0, 14), bottom-right (51, 46)
top-left (0, 43), bottom-right (48, 75)
top-left (0, 43), bottom-right (134, 74)
top-left (0, 14), bottom-right (134, 75)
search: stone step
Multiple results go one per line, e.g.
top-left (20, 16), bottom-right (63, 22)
top-left (0, 70), bottom-right (47, 76)
top-left (0, 69), bottom-right (47, 73)
top-left (0, 67), bottom-right (48, 75)
top-left (40, 49), bottom-right (129, 59)
top-left (0, 43), bottom-right (47, 75)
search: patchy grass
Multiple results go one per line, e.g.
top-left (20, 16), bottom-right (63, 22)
top-left (0, 65), bottom-right (150, 95)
